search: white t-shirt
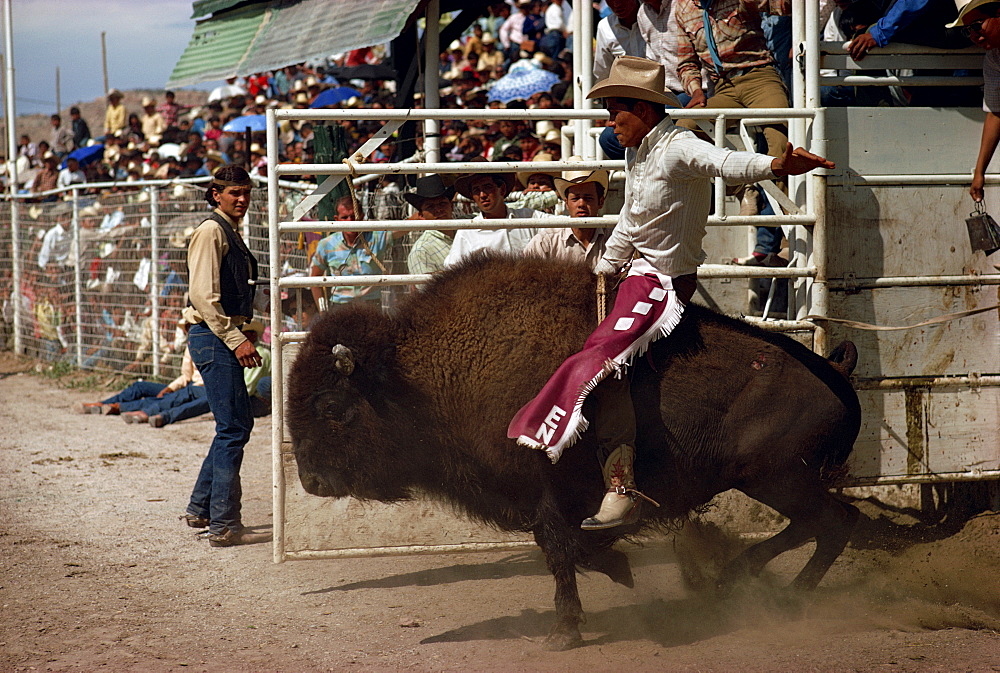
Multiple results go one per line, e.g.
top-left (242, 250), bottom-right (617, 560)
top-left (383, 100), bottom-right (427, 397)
top-left (442, 207), bottom-right (546, 268)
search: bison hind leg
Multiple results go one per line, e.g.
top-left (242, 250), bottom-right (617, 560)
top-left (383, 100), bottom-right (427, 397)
top-left (717, 479), bottom-right (859, 593)
top-left (577, 546), bottom-right (635, 588)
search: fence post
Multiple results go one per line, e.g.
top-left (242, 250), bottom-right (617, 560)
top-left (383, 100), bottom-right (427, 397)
top-left (150, 186), bottom-right (160, 378)
top-left (10, 195), bottom-right (21, 354)
top-left (72, 189), bottom-right (83, 366)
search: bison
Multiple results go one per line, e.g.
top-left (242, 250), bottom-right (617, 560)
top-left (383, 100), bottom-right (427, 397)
top-left (288, 253), bottom-right (861, 650)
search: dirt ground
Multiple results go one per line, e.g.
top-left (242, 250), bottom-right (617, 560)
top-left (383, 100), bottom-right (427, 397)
top-left (2, 354), bottom-right (1000, 673)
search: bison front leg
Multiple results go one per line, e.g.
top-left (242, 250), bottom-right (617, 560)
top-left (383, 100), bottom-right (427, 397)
top-left (533, 516), bottom-right (585, 650)
top-left (544, 552), bottom-right (584, 650)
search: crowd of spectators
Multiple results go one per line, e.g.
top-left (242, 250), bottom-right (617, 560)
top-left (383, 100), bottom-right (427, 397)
top-left (0, 0), bottom-right (988, 378)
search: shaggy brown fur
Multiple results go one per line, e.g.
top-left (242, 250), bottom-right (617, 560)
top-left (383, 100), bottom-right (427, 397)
top-left (287, 252), bottom-right (861, 650)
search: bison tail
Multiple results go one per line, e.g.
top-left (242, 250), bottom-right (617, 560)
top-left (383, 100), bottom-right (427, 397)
top-left (827, 341), bottom-right (858, 378)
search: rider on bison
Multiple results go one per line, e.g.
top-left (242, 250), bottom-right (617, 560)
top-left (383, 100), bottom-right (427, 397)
top-left (508, 56), bottom-right (837, 531)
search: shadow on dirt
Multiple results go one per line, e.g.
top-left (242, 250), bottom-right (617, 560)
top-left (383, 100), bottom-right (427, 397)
top-left (303, 544), bottom-right (680, 595)
top-left (419, 585), bottom-right (804, 649)
top-left (303, 552), bottom-right (551, 594)
top-left (845, 482), bottom-right (1000, 554)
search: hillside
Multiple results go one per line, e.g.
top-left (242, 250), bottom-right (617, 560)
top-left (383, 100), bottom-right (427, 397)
top-left (8, 88), bottom-right (210, 157)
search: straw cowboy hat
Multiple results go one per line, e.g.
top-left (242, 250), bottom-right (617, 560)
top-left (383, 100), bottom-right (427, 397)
top-left (402, 174), bottom-right (455, 209)
top-left (586, 56), bottom-right (682, 108)
top-left (453, 157), bottom-right (516, 198)
top-left (947, 0), bottom-right (998, 26)
top-left (553, 155), bottom-right (610, 200)
top-left (141, 96), bottom-right (155, 107)
top-left (516, 151), bottom-right (558, 190)
top-left (242, 319), bottom-right (266, 336)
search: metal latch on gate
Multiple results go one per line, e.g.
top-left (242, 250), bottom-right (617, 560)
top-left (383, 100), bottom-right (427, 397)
top-left (968, 371), bottom-right (982, 393)
top-left (843, 272), bottom-right (859, 295)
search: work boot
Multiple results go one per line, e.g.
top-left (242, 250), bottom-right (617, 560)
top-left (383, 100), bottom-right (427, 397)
top-left (72, 402), bottom-right (103, 414)
top-left (739, 186), bottom-right (759, 216)
top-left (180, 513), bottom-right (209, 529)
top-left (102, 403), bottom-right (121, 415)
top-left (207, 527), bottom-right (271, 547)
top-left (581, 444), bottom-right (641, 530)
top-left (149, 414), bottom-right (166, 428)
top-left (122, 411), bottom-right (149, 424)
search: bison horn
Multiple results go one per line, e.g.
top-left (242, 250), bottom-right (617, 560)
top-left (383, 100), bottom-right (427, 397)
top-left (330, 344), bottom-right (355, 376)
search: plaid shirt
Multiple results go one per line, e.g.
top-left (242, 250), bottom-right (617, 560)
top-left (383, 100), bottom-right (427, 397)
top-left (407, 229), bottom-right (453, 275)
top-left (675, 0), bottom-right (790, 96)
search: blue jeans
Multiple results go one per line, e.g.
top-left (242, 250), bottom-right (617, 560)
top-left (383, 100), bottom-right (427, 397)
top-left (754, 192), bottom-right (784, 255)
top-left (145, 385), bottom-right (210, 424)
top-left (186, 323), bottom-right (253, 534)
top-left (106, 382), bottom-right (210, 423)
top-left (250, 376), bottom-right (272, 418)
top-left (103, 381), bottom-right (167, 409)
top-left (762, 13), bottom-right (792, 91)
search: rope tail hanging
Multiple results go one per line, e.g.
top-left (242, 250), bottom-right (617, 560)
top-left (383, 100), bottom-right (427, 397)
top-left (596, 273), bottom-right (607, 323)
top-left (342, 153), bottom-right (389, 274)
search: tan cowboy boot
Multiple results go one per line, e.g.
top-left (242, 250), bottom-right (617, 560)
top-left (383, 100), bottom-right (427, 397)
top-left (581, 444), bottom-right (641, 530)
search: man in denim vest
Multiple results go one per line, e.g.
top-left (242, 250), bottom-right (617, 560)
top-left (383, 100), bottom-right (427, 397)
top-left (181, 166), bottom-right (269, 548)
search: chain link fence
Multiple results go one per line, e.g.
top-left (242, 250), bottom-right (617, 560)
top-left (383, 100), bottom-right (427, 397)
top-left (0, 178), bottom-right (423, 380)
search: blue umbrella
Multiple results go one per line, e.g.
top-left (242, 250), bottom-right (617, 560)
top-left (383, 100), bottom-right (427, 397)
top-left (487, 68), bottom-right (560, 104)
top-left (62, 143), bottom-right (104, 169)
top-left (310, 87), bottom-right (363, 108)
top-left (222, 114), bottom-right (266, 133)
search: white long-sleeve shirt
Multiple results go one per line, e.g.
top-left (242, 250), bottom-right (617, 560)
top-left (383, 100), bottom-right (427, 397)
top-left (37, 223), bottom-right (75, 269)
top-left (637, 0), bottom-right (684, 93)
top-left (442, 207), bottom-right (545, 268)
top-left (602, 118), bottom-right (776, 278)
top-left (594, 15), bottom-right (647, 82)
top-left (544, 1), bottom-right (571, 33)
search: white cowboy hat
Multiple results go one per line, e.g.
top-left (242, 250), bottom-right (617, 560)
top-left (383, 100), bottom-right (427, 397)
top-left (242, 319), bottom-right (266, 336)
top-left (516, 151), bottom-right (559, 190)
top-left (947, 0), bottom-right (999, 26)
top-left (587, 56), bottom-right (682, 108)
top-left (553, 155), bottom-right (610, 201)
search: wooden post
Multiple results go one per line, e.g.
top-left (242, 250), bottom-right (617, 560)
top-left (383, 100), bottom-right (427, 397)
top-left (101, 31), bottom-right (108, 95)
top-left (0, 52), bottom-right (5, 158)
top-left (244, 127), bottom-right (251, 171)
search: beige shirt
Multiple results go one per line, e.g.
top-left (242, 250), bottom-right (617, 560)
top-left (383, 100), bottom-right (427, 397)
top-left (164, 346), bottom-right (205, 391)
top-left (181, 209), bottom-right (251, 351)
top-left (105, 102), bottom-right (126, 135)
top-left (141, 112), bottom-right (166, 142)
top-left (523, 227), bottom-right (608, 271)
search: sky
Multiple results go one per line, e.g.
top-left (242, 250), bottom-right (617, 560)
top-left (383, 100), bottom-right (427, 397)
top-left (4, 0), bottom-right (200, 117)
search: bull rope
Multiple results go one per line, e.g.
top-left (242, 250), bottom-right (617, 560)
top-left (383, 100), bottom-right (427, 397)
top-left (342, 155), bottom-right (389, 274)
top-left (806, 302), bottom-right (1000, 331)
top-left (596, 273), bottom-right (607, 323)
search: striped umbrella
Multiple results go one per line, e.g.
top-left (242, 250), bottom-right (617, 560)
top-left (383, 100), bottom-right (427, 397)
top-left (487, 68), bottom-right (560, 104)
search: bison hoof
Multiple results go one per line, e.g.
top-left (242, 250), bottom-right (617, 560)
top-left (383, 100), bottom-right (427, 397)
top-left (543, 625), bottom-right (583, 651)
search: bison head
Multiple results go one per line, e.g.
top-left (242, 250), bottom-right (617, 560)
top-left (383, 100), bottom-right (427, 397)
top-left (286, 305), bottom-right (414, 503)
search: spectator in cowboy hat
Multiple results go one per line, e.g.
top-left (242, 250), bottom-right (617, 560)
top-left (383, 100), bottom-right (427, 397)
top-left (404, 175), bottom-right (458, 276)
top-left (104, 88), bottom-right (126, 138)
top-left (523, 157), bottom-right (610, 270)
top-left (516, 151), bottom-right (558, 192)
top-left (443, 158), bottom-right (546, 267)
top-left (510, 150), bottom-right (561, 213)
top-left (140, 96), bottom-right (166, 146)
